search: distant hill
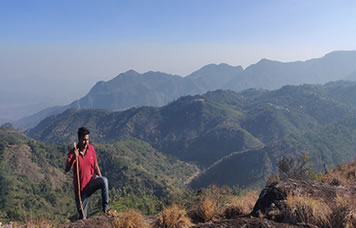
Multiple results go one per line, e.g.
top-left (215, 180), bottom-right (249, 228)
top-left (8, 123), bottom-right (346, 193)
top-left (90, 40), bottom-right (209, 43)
top-left (224, 50), bottom-right (356, 91)
top-left (186, 63), bottom-right (243, 91)
top-left (69, 70), bottom-right (203, 110)
top-left (29, 82), bottom-right (356, 145)
top-left (189, 149), bottom-right (272, 189)
top-left (27, 82), bottom-right (356, 188)
top-left (0, 118), bottom-right (11, 126)
top-left (190, 115), bottom-right (356, 189)
top-left (15, 50), bottom-right (356, 129)
top-left (15, 105), bottom-right (68, 130)
top-left (15, 70), bottom-right (203, 129)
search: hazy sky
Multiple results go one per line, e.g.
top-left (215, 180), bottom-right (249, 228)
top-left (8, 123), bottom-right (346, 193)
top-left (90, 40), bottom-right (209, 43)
top-left (1, 0), bottom-right (356, 121)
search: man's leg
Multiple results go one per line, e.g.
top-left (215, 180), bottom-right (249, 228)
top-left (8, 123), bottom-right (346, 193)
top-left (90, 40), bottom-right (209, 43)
top-left (82, 175), bottom-right (110, 213)
top-left (75, 193), bottom-right (89, 219)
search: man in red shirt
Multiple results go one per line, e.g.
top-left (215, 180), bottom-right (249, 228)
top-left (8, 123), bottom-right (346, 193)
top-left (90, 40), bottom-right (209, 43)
top-left (65, 127), bottom-right (110, 219)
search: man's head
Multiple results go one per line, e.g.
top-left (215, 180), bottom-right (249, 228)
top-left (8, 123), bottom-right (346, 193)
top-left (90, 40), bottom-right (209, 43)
top-left (77, 127), bottom-right (90, 149)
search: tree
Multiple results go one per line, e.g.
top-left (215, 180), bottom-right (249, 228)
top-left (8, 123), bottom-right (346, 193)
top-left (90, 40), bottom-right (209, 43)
top-left (278, 153), bottom-right (314, 180)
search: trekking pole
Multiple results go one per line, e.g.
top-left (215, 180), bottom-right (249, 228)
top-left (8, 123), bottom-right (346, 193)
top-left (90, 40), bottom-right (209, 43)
top-left (74, 142), bottom-right (85, 219)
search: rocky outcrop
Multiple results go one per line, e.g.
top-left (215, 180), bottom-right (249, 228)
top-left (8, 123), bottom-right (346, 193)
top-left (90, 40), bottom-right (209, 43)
top-left (251, 178), bottom-right (356, 224)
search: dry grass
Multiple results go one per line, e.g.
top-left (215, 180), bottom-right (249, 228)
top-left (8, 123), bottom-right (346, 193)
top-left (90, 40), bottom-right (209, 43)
top-left (286, 193), bottom-right (331, 227)
top-left (322, 162), bottom-right (356, 187)
top-left (112, 209), bottom-right (147, 228)
top-left (155, 204), bottom-right (192, 228)
top-left (319, 161), bottom-right (356, 227)
top-left (322, 171), bottom-right (349, 187)
top-left (329, 194), bottom-right (356, 228)
top-left (197, 197), bottom-right (219, 222)
top-left (223, 190), bottom-right (259, 219)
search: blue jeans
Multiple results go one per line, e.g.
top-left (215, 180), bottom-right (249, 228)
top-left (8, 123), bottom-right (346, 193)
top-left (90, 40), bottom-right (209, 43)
top-left (75, 175), bottom-right (109, 219)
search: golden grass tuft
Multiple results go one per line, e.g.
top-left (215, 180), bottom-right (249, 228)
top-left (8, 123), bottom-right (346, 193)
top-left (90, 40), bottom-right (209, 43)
top-left (223, 190), bottom-right (259, 218)
top-left (329, 194), bottom-right (356, 228)
top-left (197, 197), bottom-right (219, 222)
top-left (112, 209), bottom-right (147, 228)
top-left (322, 162), bottom-right (356, 187)
top-left (156, 204), bottom-right (192, 228)
top-left (322, 171), bottom-right (349, 187)
top-left (286, 194), bottom-right (331, 227)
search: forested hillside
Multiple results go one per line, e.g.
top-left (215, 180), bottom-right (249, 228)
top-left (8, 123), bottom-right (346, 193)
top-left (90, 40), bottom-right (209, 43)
top-left (27, 81), bottom-right (356, 189)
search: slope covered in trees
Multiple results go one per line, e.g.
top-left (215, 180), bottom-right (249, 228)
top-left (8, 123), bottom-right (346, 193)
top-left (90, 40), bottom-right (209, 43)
top-left (27, 82), bottom-right (356, 189)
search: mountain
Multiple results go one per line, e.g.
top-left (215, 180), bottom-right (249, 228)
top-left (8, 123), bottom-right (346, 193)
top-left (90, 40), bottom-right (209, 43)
top-left (27, 97), bottom-right (264, 167)
top-left (224, 50), bottom-right (356, 91)
top-left (15, 50), bottom-right (356, 129)
top-left (15, 105), bottom-right (68, 129)
top-left (27, 82), bottom-right (356, 189)
top-left (15, 70), bottom-right (204, 129)
top-left (69, 70), bottom-right (203, 110)
top-left (189, 149), bottom-right (273, 189)
top-left (190, 115), bottom-right (356, 189)
top-left (0, 118), bottom-right (11, 126)
top-left (186, 63), bottom-right (243, 91)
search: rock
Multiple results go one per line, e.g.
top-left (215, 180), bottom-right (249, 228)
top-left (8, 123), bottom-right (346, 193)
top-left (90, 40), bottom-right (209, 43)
top-left (251, 178), bottom-right (356, 223)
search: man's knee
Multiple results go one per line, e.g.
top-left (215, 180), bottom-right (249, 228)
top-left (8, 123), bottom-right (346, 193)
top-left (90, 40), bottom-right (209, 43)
top-left (99, 176), bottom-right (108, 188)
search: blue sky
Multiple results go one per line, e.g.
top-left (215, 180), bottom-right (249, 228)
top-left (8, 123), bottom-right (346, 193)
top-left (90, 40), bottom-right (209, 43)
top-left (1, 0), bottom-right (356, 120)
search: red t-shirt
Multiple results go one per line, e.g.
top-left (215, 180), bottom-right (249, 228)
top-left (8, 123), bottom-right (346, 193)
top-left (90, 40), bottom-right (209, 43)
top-left (67, 144), bottom-right (97, 194)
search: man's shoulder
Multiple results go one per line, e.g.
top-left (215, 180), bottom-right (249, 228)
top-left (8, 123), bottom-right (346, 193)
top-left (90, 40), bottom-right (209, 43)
top-left (88, 144), bottom-right (96, 152)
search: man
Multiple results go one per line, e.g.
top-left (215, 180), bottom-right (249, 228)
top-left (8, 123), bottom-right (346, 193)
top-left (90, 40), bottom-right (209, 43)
top-left (65, 127), bottom-right (110, 219)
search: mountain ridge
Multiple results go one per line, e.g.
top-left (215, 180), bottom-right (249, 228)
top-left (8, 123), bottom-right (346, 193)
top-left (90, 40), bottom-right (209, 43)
top-left (27, 82), bottom-right (356, 188)
top-left (14, 50), bottom-right (356, 129)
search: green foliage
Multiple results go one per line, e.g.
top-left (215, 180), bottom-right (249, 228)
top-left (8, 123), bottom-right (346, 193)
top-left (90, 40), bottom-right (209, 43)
top-left (111, 191), bottom-right (162, 215)
top-left (278, 153), bottom-right (315, 180)
top-left (0, 129), bottom-right (75, 223)
top-left (190, 149), bottom-right (272, 189)
top-left (0, 128), bottom-right (29, 145)
top-left (95, 138), bottom-right (199, 198)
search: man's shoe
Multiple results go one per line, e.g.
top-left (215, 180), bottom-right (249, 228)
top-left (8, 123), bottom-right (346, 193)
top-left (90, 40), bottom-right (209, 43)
top-left (104, 208), bottom-right (118, 216)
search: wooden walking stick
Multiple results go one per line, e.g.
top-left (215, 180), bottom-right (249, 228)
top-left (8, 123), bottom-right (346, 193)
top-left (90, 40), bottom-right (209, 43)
top-left (74, 142), bottom-right (85, 218)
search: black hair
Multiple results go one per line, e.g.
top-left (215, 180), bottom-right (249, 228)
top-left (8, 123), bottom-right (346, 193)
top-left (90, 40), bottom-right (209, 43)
top-left (77, 127), bottom-right (90, 139)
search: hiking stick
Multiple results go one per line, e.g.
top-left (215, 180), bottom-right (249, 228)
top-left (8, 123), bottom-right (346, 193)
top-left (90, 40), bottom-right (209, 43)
top-left (74, 142), bottom-right (85, 219)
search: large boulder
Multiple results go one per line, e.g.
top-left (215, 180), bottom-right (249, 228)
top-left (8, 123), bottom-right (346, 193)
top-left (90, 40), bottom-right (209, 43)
top-left (252, 178), bottom-right (356, 224)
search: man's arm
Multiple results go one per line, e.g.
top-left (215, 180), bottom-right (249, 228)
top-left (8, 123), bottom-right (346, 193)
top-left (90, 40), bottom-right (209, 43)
top-left (94, 162), bottom-right (102, 176)
top-left (65, 148), bottom-right (79, 173)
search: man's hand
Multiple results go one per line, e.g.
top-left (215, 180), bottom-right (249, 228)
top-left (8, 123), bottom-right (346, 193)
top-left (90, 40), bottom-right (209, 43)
top-left (64, 142), bottom-right (79, 173)
top-left (74, 142), bottom-right (79, 157)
